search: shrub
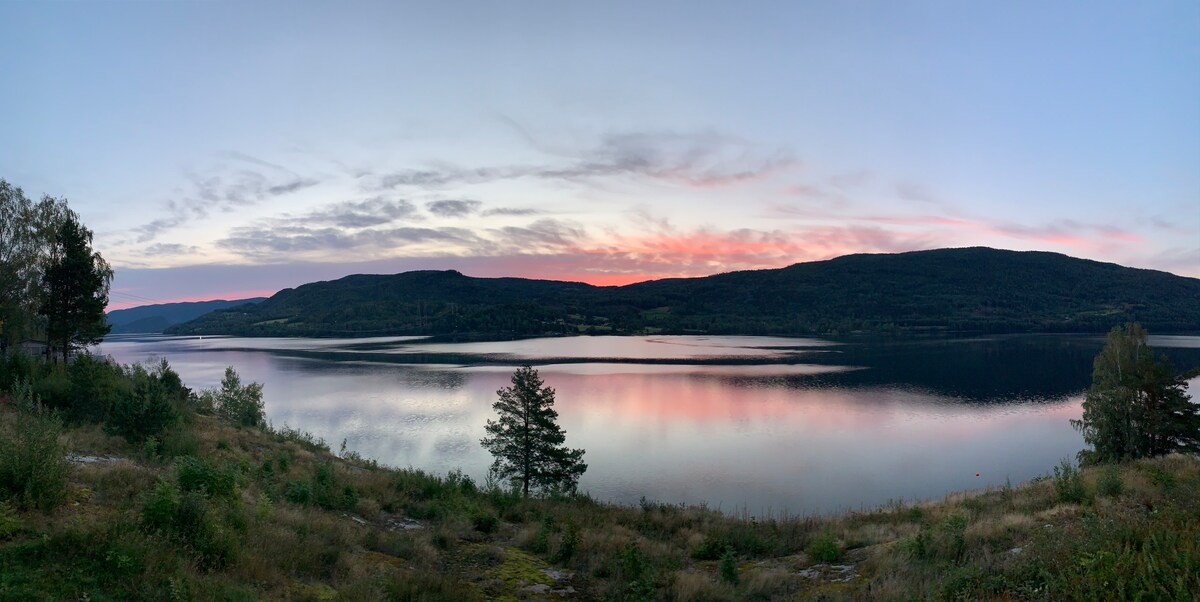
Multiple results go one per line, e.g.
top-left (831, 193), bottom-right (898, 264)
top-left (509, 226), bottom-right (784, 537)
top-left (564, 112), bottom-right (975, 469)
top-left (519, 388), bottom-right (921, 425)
top-left (284, 479), bottom-right (314, 505)
top-left (616, 541), bottom-right (654, 601)
top-left (0, 501), bottom-right (22, 539)
top-left (719, 546), bottom-right (740, 585)
top-left (142, 479), bottom-right (182, 530)
top-left (1145, 465), bottom-right (1176, 491)
top-left (806, 530), bottom-right (842, 563)
top-left (1053, 458), bottom-right (1087, 504)
top-left (212, 367), bottom-right (265, 428)
top-left (0, 395), bottom-right (69, 512)
top-left (906, 513), bottom-right (968, 562)
top-left (555, 521), bottom-right (579, 561)
top-left (1097, 465), bottom-right (1124, 497)
top-left (691, 534), bottom-right (728, 560)
top-left (530, 516), bottom-right (553, 554)
top-left (176, 456), bottom-right (237, 499)
top-left (106, 362), bottom-right (180, 443)
top-left (66, 354), bottom-right (126, 423)
top-left (471, 510), bottom-right (499, 534)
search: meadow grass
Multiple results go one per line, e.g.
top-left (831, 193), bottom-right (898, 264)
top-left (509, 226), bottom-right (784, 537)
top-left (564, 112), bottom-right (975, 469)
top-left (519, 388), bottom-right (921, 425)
top-left (1, 393), bottom-right (1196, 600)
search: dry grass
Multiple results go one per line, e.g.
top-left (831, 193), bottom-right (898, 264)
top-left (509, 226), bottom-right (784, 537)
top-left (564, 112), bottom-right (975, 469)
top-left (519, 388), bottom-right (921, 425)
top-left (2, 398), bottom-right (1198, 600)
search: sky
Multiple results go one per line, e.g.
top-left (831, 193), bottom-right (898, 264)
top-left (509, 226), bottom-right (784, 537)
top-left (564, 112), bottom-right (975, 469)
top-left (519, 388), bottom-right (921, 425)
top-left (1, 1), bottom-right (1197, 310)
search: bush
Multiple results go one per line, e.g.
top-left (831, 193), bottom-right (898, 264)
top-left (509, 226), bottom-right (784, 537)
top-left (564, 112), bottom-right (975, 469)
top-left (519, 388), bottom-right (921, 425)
top-left (471, 510), bottom-right (499, 534)
top-left (176, 456), bottom-right (237, 499)
top-left (142, 479), bottom-right (182, 530)
top-left (106, 362), bottom-right (180, 443)
top-left (691, 534), bottom-right (728, 560)
top-left (555, 521), bottom-right (579, 561)
top-left (806, 530), bottom-right (842, 563)
top-left (616, 541), bottom-right (654, 601)
top-left (1145, 465), bottom-right (1176, 491)
top-left (1097, 465), bottom-right (1124, 497)
top-left (284, 479), bottom-right (314, 505)
top-left (212, 367), bottom-right (265, 428)
top-left (66, 354), bottom-right (126, 423)
top-left (1053, 458), bottom-right (1088, 504)
top-left (719, 546), bottom-right (740, 585)
top-left (141, 480), bottom-right (236, 569)
top-left (0, 395), bottom-right (69, 512)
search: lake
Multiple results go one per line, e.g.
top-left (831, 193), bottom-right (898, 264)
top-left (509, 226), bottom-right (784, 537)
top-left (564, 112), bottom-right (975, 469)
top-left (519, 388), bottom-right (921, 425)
top-left (94, 333), bottom-right (1200, 516)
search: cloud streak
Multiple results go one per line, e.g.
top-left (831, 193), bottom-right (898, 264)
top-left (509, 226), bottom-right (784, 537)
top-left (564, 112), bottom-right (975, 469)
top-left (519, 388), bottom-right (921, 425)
top-left (426, 199), bottom-right (482, 217)
top-left (371, 130), bottom-right (797, 192)
top-left (131, 154), bottom-right (320, 243)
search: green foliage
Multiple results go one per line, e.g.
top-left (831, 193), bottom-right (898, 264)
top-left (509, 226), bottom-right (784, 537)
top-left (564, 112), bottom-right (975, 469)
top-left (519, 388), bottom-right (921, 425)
top-left (140, 478), bottom-right (236, 569)
top-left (0, 181), bottom-right (81, 347)
top-left (141, 479), bottom-right (182, 530)
top-left (270, 423), bottom-right (329, 452)
top-left (555, 520), bottom-right (579, 561)
top-left (805, 530), bottom-right (842, 563)
top-left (1072, 323), bottom-right (1198, 463)
top-left (1097, 465), bottom-right (1124, 497)
top-left (691, 534), bottom-right (728, 560)
top-left (471, 510), bottom-right (499, 534)
top-left (211, 367), bottom-right (265, 428)
top-left (106, 361), bottom-right (181, 442)
top-left (530, 516), bottom-right (552, 554)
top-left (615, 540), bottom-right (655, 602)
top-left (176, 455), bottom-right (237, 499)
top-left (1053, 458), bottom-right (1088, 504)
top-left (481, 366), bottom-right (587, 497)
top-left (0, 502), bottom-right (20, 540)
top-left (283, 461), bottom-right (358, 511)
top-left (39, 212), bottom-right (113, 361)
top-left (907, 513), bottom-right (969, 563)
top-left (65, 353), bottom-right (127, 422)
top-left (0, 395), bottom-right (68, 512)
top-left (718, 545), bottom-right (739, 585)
top-left (1145, 465), bottom-right (1176, 491)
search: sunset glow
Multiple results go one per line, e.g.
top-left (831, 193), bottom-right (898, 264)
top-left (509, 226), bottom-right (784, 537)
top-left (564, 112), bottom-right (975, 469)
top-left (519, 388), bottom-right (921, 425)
top-left (1, 1), bottom-right (1195, 308)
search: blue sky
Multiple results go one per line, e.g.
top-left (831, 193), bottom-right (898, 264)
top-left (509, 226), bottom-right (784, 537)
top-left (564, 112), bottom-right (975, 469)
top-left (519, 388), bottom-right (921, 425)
top-left (2, 1), bottom-right (1197, 308)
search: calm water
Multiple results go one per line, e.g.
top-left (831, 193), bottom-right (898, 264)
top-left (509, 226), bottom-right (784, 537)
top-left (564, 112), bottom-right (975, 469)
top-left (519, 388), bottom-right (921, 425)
top-left (94, 334), bottom-right (1200, 516)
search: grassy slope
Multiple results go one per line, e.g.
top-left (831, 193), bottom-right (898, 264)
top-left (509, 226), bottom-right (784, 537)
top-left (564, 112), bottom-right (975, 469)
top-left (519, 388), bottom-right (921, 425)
top-left (1, 399), bottom-right (1197, 601)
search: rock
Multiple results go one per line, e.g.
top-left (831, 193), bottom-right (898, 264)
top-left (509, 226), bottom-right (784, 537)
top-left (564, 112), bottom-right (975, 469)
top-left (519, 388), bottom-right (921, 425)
top-left (541, 568), bottom-right (573, 582)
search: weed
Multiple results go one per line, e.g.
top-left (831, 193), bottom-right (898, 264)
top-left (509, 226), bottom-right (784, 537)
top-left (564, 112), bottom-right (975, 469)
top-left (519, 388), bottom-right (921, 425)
top-left (1053, 458), bottom-right (1088, 504)
top-left (0, 394), bottom-right (68, 511)
top-left (718, 545), bottom-right (739, 585)
top-left (806, 530), bottom-right (842, 562)
top-left (1097, 465), bottom-right (1124, 497)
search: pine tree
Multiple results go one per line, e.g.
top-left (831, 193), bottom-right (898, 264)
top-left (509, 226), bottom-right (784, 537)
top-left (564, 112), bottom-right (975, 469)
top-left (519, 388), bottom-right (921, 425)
top-left (1072, 323), bottom-right (1199, 463)
top-left (481, 366), bottom-right (586, 497)
top-left (39, 215), bottom-right (112, 362)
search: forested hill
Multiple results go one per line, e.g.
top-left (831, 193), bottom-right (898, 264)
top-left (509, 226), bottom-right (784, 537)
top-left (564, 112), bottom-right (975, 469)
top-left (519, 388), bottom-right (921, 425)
top-left (107, 298), bottom-right (266, 334)
top-left (165, 248), bottom-right (1200, 338)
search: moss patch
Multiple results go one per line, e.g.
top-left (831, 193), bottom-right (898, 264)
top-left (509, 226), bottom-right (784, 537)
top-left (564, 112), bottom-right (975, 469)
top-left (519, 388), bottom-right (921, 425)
top-left (490, 547), bottom-right (555, 588)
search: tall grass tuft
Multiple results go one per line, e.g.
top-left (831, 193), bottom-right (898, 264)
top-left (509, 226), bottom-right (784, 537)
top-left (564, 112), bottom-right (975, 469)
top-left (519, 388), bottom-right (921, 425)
top-left (0, 381), bottom-right (69, 512)
top-left (1052, 458), bottom-right (1088, 504)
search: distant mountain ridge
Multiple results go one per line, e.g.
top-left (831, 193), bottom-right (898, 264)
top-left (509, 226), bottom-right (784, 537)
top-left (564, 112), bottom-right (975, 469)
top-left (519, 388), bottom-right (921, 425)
top-left (165, 248), bottom-right (1200, 338)
top-left (107, 298), bottom-right (267, 334)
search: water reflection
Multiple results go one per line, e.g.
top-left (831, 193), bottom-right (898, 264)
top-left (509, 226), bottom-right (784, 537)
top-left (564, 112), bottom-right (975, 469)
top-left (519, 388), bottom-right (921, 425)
top-left (93, 334), bottom-right (1200, 515)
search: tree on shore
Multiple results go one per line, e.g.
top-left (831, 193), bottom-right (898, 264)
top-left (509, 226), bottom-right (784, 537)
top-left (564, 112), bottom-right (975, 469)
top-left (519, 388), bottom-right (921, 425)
top-left (481, 366), bottom-right (586, 497)
top-left (39, 213), bottom-right (112, 362)
top-left (1071, 323), bottom-right (1199, 464)
top-left (0, 180), bottom-right (78, 349)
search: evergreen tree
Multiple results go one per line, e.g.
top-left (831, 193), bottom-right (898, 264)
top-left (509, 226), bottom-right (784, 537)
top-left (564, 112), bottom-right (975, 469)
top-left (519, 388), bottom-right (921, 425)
top-left (39, 214), bottom-right (112, 362)
top-left (481, 366), bottom-right (586, 497)
top-left (1072, 323), bottom-right (1199, 463)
